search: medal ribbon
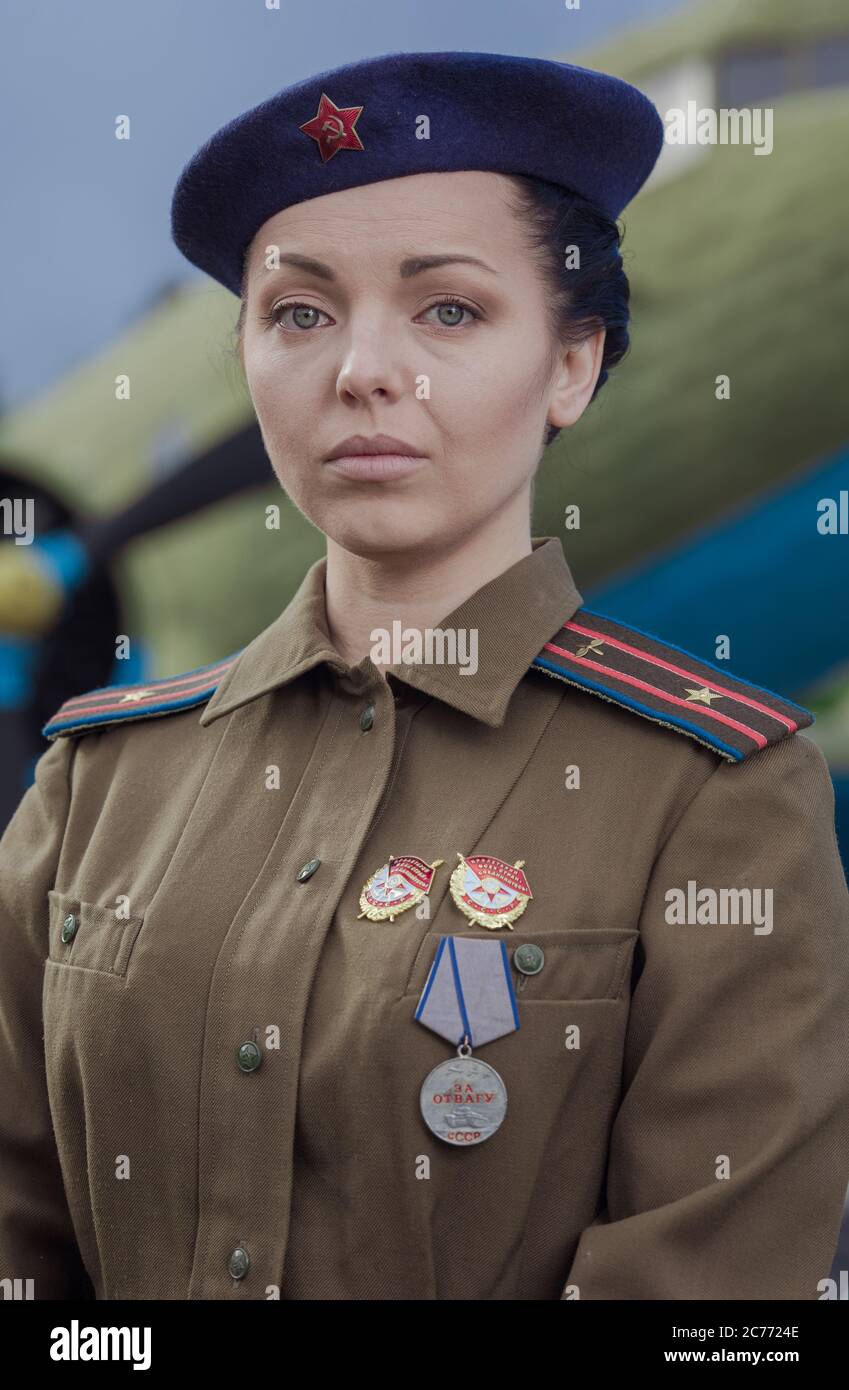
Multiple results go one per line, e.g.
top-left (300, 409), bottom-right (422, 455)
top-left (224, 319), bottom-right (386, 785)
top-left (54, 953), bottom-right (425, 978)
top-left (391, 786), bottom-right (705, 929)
top-left (414, 935), bottom-right (520, 1047)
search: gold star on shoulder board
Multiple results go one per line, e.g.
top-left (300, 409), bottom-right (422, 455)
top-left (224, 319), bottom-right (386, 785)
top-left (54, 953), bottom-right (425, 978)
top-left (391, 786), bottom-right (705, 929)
top-left (575, 637), bottom-right (606, 659)
top-left (119, 690), bottom-right (155, 703)
top-left (684, 686), bottom-right (722, 705)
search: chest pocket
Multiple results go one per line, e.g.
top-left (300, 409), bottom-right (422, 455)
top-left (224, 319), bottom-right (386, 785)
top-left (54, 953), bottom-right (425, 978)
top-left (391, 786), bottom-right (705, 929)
top-left (403, 927), bottom-right (639, 1002)
top-left (47, 889), bottom-right (145, 978)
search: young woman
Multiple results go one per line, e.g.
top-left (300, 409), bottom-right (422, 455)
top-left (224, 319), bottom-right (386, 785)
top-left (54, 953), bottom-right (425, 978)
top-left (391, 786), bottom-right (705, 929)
top-left (2, 50), bottom-right (848, 1302)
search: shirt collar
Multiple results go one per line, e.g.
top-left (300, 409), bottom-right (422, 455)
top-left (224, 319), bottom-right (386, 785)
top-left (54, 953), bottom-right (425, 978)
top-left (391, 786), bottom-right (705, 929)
top-left (199, 535), bottom-right (583, 730)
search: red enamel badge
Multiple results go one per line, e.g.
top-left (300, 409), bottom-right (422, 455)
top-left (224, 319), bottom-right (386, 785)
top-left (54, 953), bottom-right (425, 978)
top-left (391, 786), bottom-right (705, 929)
top-left (357, 854), bottom-right (444, 922)
top-left (299, 92), bottom-right (365, 162)
top-left (449, 854), bottom-right (533, 931)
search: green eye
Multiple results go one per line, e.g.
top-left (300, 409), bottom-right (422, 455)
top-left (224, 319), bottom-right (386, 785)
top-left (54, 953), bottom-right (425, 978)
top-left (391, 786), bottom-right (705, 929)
top-left (419, 298), bottom-right (480, 328)
top-left (264, 302), bottom-right (332, 330)
top-left (291, 305), bottom-right (320, 329)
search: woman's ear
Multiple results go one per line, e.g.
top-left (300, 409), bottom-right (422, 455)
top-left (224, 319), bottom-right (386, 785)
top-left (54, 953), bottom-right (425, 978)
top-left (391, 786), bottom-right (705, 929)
top-left (547, 327), bottom-right (606, 430)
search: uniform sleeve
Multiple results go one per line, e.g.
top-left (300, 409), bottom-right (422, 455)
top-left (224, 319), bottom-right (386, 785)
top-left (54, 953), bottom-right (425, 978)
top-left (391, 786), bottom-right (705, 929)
top-left (563, 731), bottom-right (849, 1300)
top-left (0, 736), bottom-right (94, 1299)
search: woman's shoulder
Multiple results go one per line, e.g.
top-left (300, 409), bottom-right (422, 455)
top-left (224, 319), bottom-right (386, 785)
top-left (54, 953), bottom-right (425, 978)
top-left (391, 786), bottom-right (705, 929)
top-left (40, 650), bottom-right (243, 742)
top-left (532, 604), bottom-right (814, 767)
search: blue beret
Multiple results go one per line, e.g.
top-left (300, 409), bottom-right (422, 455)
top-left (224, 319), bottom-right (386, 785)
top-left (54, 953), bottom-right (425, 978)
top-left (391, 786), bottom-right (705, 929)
top-left (171, 49), bottom-right (664, 297)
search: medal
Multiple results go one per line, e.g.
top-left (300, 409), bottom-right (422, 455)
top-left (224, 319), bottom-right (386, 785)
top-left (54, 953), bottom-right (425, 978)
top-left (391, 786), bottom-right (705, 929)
top-left (357, 854), bottom-right (443, 922)
top-left (449, 853), bottom-right (533, 930)
top-left (415, 935), bottom-right (519, 1146)
top-left (420, 1047), bottom-right (508, 1147)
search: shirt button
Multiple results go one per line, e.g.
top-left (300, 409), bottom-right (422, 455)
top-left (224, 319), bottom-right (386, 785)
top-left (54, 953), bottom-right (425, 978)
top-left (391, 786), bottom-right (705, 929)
top-left (359, 702), bottom-right (375, 731)
top-left (513, 942), bottom-right (545, 976)
top-left (297, 858), bottom-right (321, 882)
top-left (228, 1246), bottom-right (250, 1280)
top-left (60, 913), bottom-right (78, 944)
top-left (236, 1041), bottom-right (262, 1073)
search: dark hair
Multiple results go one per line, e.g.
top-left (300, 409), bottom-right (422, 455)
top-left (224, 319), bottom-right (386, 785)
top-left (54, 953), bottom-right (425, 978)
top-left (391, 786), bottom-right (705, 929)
top-left (233, 174), bottom-right (631, 451)
top-left (500, 174), bottom-right (631, 448)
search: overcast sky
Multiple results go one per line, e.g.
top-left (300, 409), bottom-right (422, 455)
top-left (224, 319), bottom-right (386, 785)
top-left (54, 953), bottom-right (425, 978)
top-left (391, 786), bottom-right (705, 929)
top-left (0, 0), bottom-right (689, 409)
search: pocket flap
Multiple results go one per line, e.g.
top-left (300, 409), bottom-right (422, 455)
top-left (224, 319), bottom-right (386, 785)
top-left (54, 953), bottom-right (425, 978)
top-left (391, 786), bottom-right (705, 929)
top-left (404, 927), bottom-right (639, 1001)
top-left (47, 889), bottom-right (144, 977)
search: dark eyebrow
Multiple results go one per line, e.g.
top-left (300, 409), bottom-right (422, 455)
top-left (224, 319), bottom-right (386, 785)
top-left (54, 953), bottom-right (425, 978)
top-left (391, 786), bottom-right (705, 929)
top-left (399, 254), bottom-right (498, 279)
top-left (250, 252), bottom-right (498, 285)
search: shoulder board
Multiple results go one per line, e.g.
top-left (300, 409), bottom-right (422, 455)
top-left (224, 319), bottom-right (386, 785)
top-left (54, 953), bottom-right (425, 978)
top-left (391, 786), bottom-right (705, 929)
top-left (41, 652), bottom-right (243, 742)
top-left (531, 606), bottom-right (813, 763)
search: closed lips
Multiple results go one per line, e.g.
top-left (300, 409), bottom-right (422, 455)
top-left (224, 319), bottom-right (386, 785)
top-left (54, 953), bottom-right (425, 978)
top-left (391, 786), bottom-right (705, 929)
top-left (324, 434), bottom-right (425, 460)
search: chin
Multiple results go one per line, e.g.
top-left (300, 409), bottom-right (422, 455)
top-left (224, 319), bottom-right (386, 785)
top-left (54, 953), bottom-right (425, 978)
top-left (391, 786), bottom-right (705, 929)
top-left (321, 507), bottom-right (447, 561)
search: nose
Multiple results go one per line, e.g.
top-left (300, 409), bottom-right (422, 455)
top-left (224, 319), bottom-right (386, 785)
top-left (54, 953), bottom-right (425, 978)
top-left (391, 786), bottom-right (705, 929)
top-left (335, 310), bottom-right (408, 406)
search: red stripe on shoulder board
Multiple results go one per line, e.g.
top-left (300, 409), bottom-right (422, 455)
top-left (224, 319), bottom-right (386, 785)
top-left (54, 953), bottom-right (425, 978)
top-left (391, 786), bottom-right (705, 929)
top-left (533, 608), bottom-right (813, 761)
top-left (564, 620), bottom-right (798, 732)
top-left (545, 634), bottom-right (768, 749)
top-left (54, 668), bottom-right (230, 722)
top-left (42, 652), bottom-right (243, 738)
top-left (55, 655), bottom-right (239, 716)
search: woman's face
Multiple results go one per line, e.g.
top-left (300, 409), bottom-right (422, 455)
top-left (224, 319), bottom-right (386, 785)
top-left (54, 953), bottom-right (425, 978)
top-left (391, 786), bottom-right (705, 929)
top-left (240, 169), bottom-right (602, 558)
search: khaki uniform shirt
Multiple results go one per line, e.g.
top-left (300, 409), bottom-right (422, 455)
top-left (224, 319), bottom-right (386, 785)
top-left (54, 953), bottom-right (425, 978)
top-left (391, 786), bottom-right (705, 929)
top-left (2, 536), bottom-right (849, 1300)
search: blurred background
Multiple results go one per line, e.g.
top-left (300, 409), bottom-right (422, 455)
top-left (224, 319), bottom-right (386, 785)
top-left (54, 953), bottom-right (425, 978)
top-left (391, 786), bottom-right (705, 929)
top-left (1, 0), bottom-right (849, 1272)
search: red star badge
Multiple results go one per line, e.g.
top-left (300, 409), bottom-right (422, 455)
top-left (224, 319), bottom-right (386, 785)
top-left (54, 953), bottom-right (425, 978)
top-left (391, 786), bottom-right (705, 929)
top-left (299, 92), bottom-right (365, 163)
